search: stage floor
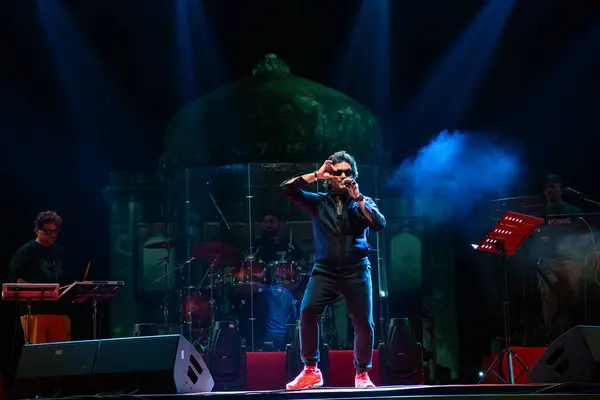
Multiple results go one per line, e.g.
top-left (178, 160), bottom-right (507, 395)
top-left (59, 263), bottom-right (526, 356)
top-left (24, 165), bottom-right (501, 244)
top-left (68, 383), bottom-right (600, 400)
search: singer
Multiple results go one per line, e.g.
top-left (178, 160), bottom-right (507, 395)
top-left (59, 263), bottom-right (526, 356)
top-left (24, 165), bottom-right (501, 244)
top-left (281, 151), bottom-right (386, 389)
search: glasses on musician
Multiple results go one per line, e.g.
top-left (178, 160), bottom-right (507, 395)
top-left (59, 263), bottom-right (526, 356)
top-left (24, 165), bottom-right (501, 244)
top-left (332, 169), bottom-right (355, 177)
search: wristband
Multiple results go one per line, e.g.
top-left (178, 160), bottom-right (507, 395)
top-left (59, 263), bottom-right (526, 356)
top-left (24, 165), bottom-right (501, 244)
top-left (314, 171), bottom-right (319, 180)
top-left (355, 194), bottom-right (365, 202)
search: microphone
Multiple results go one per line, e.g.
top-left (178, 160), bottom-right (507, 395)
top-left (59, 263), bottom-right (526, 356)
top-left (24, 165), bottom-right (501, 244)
top-left (566, 187), bottom-right (583, 196)
top-left (343, 179), bottom-right (356, 188)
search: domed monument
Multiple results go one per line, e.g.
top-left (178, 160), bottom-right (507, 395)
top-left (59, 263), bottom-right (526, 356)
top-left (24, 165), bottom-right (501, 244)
top-left (160, 54), bottom-right (382, 170)
top-left (105, 54), bottom-right (459, 381)
top-left (106, 55), bottom-right (384, 340)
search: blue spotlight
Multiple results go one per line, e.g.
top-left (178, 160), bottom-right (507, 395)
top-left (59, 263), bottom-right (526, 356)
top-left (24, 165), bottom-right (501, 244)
top-left (173, 0), bottom-right (224, 103)
top-left (401, 0), bottom-right (515, 132)
top-left (332, 0), bottom-right (391, 114)
top-left (34, 0), bottom-right (140, 200)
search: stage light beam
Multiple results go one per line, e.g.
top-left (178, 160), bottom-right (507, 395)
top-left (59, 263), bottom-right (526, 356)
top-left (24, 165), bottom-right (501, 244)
top-left (172, 0), bottom-right (224, 104)
top-left (401, 0), bottom-right (515, 133)
top-left (332, 0), bottom-right (391, 115)
top-left (34, 0), bottom-right (143, 201)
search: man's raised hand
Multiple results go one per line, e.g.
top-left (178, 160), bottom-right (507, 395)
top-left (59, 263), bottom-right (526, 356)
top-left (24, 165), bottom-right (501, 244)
top-left (316, 160), bottom-right (337, 180)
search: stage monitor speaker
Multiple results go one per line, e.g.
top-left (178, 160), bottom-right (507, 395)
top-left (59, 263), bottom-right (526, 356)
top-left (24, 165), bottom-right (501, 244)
top-left (285, 320), bottom-right (330, 384)
top-left (208, 321), bottom-right (246, 390)
top-left (131, 323), bottom-right (160, 337)
top-left (529, 325), bottom-right (600, 383)
top-left (94, 334), bottom-right (214, 394)
top-left (14, 335), bottom-right (213, 397)
top-left (379, 318), bottom-right (423, 385)
top-left (15, 339), bottom-right (100, 398)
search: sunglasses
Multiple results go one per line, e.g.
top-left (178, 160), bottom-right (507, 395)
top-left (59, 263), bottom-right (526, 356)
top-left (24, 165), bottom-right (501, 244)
top-left (332, 169), bottom-right (355, 177)
top-left (40, 228), bottom-right (60, 235)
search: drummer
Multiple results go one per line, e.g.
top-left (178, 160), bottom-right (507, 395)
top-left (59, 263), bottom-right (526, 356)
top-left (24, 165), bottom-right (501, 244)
top-left (246, 212), bottom-right (303, 350)
top-left (250, 212), bottom-right (304, 266)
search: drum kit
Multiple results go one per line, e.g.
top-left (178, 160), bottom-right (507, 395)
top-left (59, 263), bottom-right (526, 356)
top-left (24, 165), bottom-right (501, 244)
top-left (145, 239), bottom-right (310, 344)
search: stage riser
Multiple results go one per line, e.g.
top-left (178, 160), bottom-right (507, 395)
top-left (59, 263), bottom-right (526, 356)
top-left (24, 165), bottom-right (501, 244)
top-left (112, 389), bottom-right (600, 400)
top-left (246, 350), bottom-right (380, 390)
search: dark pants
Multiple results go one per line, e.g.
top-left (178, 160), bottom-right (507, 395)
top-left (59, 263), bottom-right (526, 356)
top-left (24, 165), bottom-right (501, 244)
top-left (300, 267), bottom-right (374, 372)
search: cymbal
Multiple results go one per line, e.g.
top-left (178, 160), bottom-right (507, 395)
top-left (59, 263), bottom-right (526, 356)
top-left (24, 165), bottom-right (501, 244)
top-left (144, 240), bottom-right (177, 250)
top-left (191, 242), bottom-right (241, 264)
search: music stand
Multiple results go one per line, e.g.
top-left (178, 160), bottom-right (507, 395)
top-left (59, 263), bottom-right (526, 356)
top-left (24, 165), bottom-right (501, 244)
top-left (2, 283), bottom-right (60, 344)
top-left (476, 211), bottom-right (543, 385)
top-left (60, 281), bottom-right (124, 339)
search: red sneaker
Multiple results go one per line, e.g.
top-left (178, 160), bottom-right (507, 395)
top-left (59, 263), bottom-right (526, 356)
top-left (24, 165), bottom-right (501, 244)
top-left (355, 371), bottom-right (375, 388)
top-left (286, 366), bottom-right (324, 390)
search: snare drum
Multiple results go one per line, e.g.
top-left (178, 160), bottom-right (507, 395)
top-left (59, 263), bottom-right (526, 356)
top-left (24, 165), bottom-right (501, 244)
top-left (207, 266), bottom-right (235, 289)
top-left (270, 261), bottom-right (301, 290)
top-left (232, 261), bottom-right (266, 295)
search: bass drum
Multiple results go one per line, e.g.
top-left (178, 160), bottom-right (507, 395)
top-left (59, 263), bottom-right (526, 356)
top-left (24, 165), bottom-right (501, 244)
top-left (180, 289), bottom-right (213, 329)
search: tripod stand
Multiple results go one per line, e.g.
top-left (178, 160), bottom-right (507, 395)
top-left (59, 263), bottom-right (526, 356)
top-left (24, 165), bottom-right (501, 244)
top-left (476, 211), bottom-right (543, 385)
top-left (321, 297), bottom-right (349, 349)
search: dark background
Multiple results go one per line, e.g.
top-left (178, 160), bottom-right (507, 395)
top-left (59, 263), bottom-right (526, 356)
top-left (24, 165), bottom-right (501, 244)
top-left (1, 0), bottom-right (599, 384)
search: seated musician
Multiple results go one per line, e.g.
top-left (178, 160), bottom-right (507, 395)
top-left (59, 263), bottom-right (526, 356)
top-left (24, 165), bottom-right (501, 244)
top-left (248, 212), bottom-right (301, 350)
top-left (536, 175), bottom-right (589, 340)
top-left (250, 212), bottom-right (304, 265)
top-left (544, 174), bottom-right (582, 215)
top-left (9, 211), bottom-right (74, 343)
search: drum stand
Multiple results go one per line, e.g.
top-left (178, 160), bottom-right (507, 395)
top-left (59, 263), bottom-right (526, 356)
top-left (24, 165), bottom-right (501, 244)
top-left (183, 180), bottom-right (231, 347)
top-left (161, 293), bottom-right (170, 326)
top-left (195, 258), bottom-right (218, 327)
top-left (158, 256), bottom-right (171, 325)
top-left (321, 308), bottom-right (348, 349)
top-left (208, 178), bottom-right (231, 325)
top-left (286, 293), bottom-right (346, 349)
top-left (25, 300), bottom-right (33, 344)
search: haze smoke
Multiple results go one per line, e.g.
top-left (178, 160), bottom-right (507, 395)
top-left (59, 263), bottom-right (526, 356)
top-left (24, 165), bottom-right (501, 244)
top-left (387, 130), bottom-right (524, 222)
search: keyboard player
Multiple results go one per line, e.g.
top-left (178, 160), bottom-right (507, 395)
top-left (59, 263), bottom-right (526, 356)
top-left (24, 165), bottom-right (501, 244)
top-left (535, 175), bottom-right (590, 341)
top-left (8, 211), bottom-right (75, 343)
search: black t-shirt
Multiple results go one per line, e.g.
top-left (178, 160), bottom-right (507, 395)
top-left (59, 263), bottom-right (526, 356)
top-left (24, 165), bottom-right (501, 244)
top-left (252, 236), bottom-right (303, 264)
top-left (8, 240), bottom-right (73, 315)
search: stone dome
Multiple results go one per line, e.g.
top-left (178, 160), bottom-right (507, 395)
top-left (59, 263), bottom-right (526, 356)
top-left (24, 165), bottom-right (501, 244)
top-left (160, 54), bottom-right (382, 171)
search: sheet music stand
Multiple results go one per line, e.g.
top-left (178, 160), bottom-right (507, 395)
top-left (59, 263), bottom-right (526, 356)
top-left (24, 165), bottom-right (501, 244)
top-left (60, 281), bottom-right (124, 339)
top-left (476, 211), bottom-right (543, 384)
top-left (2, 283), bottom-right (60, 344)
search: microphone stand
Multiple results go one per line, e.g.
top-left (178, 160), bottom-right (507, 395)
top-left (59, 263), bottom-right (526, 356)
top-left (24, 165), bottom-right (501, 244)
top-left (581, 197), bottom-right (600, 207)
top-left (206, 180), bottom-right (231, 325)
top-left (568, 188), bottom-right (600, 207)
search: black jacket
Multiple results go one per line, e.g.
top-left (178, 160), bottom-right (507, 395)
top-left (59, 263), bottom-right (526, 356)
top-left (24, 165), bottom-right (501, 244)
top-left (281, 176), bottom-right (386, 269)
